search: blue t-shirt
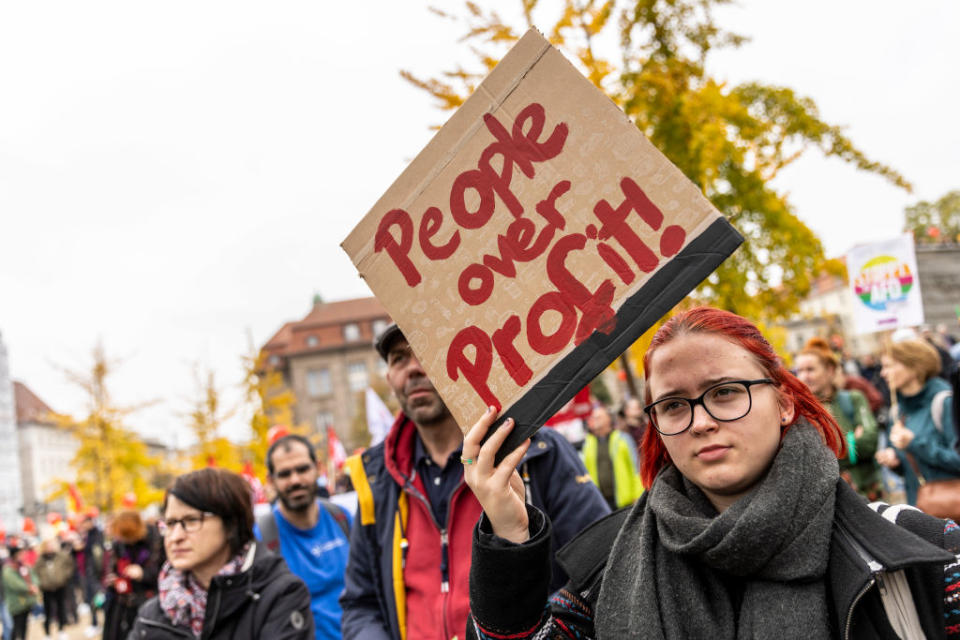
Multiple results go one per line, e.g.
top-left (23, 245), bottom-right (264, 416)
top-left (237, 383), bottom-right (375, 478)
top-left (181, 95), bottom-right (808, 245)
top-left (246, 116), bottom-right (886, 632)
top-left (255, 502), bottom-right (352, 640)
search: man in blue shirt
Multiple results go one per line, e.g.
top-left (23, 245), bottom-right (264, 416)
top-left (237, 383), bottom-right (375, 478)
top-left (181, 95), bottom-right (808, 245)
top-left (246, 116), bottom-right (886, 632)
top-left (257, 435), bottom-right (351, 640)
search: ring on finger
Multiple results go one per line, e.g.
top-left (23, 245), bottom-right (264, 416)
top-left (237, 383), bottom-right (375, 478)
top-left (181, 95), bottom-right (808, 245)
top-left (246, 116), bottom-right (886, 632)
top-left (460, 456), bottom-right (476, 465)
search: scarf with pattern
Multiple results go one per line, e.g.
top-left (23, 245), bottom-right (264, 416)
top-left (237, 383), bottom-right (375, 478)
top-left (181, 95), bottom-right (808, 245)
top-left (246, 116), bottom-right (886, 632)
top-left (158, 542), bottom-right (252, 638)
top-left (595, 421), bottom-right (839, 639)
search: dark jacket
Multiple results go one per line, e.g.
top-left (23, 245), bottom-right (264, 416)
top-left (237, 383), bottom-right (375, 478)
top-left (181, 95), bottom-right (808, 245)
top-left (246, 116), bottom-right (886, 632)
top-left (76, 525), bottom-right (105, 581)
top-left (103, 528), bottom-right (163, 640)
top-left (340, 414), bottom-right (610, 640)
top-left (468, 481), bottom-right (960, 640)
top-left (128, 543), bottom-right (313, 640)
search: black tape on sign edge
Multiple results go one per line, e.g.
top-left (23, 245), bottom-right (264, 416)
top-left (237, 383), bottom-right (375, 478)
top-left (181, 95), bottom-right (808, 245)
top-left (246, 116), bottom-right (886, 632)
top-left (488, 216), bottom-right (745, 464)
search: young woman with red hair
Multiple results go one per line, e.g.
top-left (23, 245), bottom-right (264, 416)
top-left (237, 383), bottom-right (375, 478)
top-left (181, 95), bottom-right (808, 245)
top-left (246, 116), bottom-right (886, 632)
top-left (461, 307), bottom-right (960, 639)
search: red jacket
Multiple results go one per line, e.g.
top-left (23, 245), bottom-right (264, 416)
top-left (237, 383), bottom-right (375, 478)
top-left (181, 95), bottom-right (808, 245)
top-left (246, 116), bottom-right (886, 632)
top-left (341, 413), bottom-right (610, 640)
top-left (389, 419), bottom-right (482, 640)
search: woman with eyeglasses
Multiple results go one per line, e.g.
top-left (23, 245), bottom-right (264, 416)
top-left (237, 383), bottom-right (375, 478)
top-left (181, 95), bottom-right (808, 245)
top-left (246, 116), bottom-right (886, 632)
top-left (462, 307), bottom-right (960, 639)
top-left (129, 468), bottom-right (314, 639)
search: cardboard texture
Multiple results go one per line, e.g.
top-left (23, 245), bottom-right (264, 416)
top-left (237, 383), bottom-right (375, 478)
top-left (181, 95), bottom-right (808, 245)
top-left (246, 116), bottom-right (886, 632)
top-left (342, 28), bottom-right (742, 461)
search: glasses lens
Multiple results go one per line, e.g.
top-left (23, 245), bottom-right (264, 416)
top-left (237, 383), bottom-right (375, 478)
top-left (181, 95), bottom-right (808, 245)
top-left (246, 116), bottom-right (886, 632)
top-left (158, 514), bottom-right (204, 535)
top-left (182, 515), bottom-right (203, 532)
top-left (650, 398), bottom-right (692, 435)
top-left (703, 382), bottom-right (751, 421)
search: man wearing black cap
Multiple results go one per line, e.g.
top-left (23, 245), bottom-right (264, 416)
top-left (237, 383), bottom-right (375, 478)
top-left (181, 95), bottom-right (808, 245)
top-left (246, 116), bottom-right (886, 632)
top-left (340, 324), bottom-right (610, 640)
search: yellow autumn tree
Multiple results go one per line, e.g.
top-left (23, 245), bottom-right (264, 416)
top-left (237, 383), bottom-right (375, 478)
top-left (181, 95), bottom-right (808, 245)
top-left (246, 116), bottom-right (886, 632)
top-left (183, 366), bottom-right (241, 471)
top-left (51, 343), bottom-right (163, 512)
top-left (239, 344), bottom-right (302, 479)
top-left (404, 0), bottom-right (897, 385)
top-left (403, 0), bottom-right (902, 323)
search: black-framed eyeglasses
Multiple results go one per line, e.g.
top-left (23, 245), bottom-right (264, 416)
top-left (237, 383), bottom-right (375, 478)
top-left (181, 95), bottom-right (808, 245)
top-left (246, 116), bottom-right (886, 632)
top-left (644, 378), bottom-right (774, 436)
top-left (158, 512), bottom-right (215, 536)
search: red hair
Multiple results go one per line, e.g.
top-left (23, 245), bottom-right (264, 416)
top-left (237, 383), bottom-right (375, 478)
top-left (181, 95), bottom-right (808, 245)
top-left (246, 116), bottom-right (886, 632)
top-left (639, 307), bottom-right (845, 488)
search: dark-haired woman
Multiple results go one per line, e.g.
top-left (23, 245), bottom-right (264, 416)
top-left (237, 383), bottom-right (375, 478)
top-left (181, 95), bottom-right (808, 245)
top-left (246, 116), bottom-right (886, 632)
top-left (464, 308), bottom-right (960, 639)
top-left (130, 467), bottom-right (313, 639)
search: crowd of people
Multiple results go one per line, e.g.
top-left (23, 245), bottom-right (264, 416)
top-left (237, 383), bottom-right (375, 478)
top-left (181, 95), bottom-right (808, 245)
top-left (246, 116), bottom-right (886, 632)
top-left (1, 508), bottom-right (160, 640)
top-left (2, 314), bottom-right (958, 639)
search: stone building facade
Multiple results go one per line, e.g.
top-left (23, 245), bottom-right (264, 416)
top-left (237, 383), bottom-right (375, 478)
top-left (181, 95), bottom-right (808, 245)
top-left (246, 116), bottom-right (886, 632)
top-left (0, 332), bottom-right (24, 531)
top-left (14, 382), bottom-right (77, 519)
top-left (261, 296), bottom-right (392, 450)
top-left (915, 243), bottom-right (960, 331)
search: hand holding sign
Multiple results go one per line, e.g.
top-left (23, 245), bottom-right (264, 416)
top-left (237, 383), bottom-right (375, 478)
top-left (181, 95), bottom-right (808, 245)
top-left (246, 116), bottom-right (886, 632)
top-left (343, 29), bottom-right (742, 461)
top-left (462, 406), bottom-right (531, 544)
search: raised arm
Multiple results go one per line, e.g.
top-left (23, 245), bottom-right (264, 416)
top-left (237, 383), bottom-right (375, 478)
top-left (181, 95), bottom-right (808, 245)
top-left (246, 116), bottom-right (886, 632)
top-left (463, 408), bottom-right (600, 640)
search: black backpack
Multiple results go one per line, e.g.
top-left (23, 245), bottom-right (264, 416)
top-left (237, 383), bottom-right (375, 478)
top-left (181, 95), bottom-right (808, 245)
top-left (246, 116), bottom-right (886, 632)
top-left (257, 499), bottom-right (350, 553)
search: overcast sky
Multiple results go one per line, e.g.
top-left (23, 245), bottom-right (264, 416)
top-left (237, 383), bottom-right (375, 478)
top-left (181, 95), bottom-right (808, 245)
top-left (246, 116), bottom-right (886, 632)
top-left (2, 1), bottom-right (957, 446)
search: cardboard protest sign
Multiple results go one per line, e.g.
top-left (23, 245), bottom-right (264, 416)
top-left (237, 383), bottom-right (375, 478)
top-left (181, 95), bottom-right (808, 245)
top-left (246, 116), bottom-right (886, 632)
top-left (342, 28), bottom-right (742, 460)
top-left (847, 234), bottom-right (925, 334)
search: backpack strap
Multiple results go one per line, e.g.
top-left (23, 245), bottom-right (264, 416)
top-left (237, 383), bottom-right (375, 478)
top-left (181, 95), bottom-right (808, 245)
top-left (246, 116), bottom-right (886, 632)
top-left (345, 453), bottom-right (376, 525)
top-left (863, 502), bottom-right (934, 639)
top-left (319, 498), bottom-right (351, 539)
top-left (929, 389), bottom-right (951, 433)
top-left (256, 509), bottom-right (281, 554)
top-left (836, 390), bottom-right (856, 425)
top-left (258, 499), bottom-right (350, 551)
top-left (835, 391), bottom-right (858, 464)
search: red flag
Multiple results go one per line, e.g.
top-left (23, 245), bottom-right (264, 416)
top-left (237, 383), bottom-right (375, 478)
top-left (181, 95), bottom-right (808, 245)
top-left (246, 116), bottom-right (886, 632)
top-left (241, 461), bottom-right (267, 504)
top-left (67, 484), bottom-right (85, 514)
top-left (545, 387), bottom-right (592, 425)
top-left (267, 424), bottom-right (290, 445)
top-left (327, 426), bottom-right (347, 471)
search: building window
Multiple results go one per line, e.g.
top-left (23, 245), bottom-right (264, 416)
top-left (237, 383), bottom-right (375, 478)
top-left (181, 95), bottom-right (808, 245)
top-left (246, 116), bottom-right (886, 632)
top-left (347, 361), bottom-right (368, 391)
top-left (343, 323), bottom-right (360, 342)
top-left (306, 335), bottom-right (318, 347)
top-left (372, 319), bottom-right (390, 338)
top-left (315, 412), bottom-right (334, 429)
top-left (268, 355), bottom-right (281, 367)
top-left (307, 368), bottom-right (332, 396)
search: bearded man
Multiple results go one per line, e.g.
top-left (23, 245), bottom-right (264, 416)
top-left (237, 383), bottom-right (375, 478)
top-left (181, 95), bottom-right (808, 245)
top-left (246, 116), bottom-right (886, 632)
top-left (259, 434), bottom-right (352, 640)
top-left (340, 324), bottom-right (609, 640)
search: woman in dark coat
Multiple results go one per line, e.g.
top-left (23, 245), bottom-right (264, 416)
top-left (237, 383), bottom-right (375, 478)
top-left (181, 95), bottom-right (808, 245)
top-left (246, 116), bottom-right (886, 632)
top-left (101, 510), bottom-right (161, 640)
top-left (463, 308), bottom-right (960, 639)
top-left (129, 467), bottom-right (313, 639)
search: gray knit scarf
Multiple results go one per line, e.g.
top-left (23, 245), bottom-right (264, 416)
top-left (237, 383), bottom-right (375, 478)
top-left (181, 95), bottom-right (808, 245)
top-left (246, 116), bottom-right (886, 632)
top-left (595, 421), bottom-right (839, 640)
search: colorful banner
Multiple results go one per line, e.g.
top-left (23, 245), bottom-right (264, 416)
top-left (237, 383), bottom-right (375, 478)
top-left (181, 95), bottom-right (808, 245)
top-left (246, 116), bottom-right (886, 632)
top-left (847, 233), bottom-right (925, 334)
